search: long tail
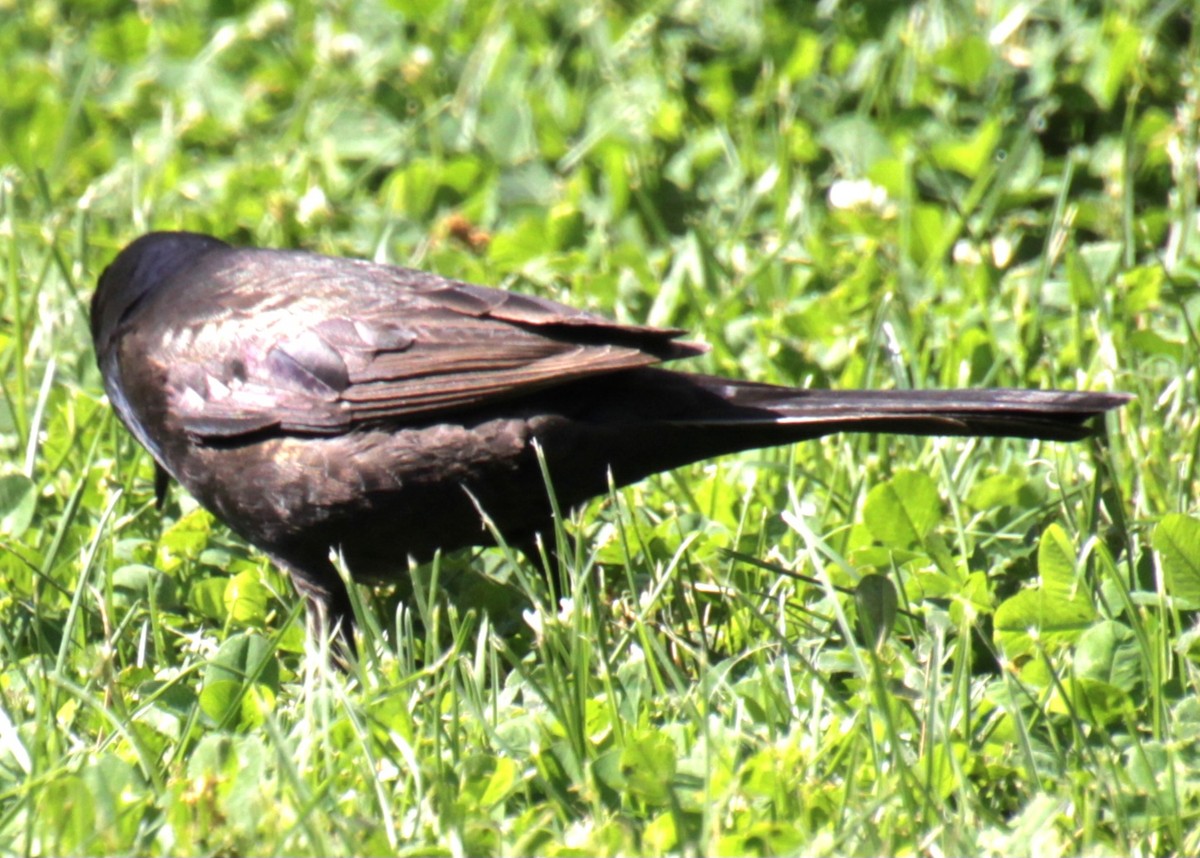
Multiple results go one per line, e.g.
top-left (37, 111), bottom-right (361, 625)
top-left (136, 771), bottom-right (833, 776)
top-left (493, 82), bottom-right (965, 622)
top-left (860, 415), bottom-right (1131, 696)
top-left (670, 375), bottom-right (1130, 442)
top-left (530, 370), bottom-right (1129, 505)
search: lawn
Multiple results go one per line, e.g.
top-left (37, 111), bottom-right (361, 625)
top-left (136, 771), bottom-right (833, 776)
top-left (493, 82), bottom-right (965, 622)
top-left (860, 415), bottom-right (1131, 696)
top-left (0, 0), bottom-right (1196, 854)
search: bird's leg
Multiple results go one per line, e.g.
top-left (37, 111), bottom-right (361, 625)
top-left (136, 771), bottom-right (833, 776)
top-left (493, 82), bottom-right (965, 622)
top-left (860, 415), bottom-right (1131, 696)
top-left (277, 553), bottom-right (358, 666)
top-left (154, 464), bottom-right (171, 510)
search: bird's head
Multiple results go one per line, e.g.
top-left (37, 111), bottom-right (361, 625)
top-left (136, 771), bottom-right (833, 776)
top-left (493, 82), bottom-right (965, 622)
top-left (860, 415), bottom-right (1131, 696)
top-left (91, 231), bottom-right (229, 350)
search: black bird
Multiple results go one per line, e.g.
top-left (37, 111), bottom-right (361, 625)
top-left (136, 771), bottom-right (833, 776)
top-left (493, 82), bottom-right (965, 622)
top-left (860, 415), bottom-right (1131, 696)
top-left (91, 231), bottom-right (1129, 648)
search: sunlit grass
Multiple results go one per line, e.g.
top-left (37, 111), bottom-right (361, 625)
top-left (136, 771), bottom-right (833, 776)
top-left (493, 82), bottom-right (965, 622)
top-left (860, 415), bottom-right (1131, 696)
top-left (0, 0), bottom-right (1196, 854)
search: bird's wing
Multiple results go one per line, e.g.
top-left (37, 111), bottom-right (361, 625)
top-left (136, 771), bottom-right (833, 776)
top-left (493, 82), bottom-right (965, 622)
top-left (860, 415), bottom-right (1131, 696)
top-left (148, 250), bottom-right (705, 440)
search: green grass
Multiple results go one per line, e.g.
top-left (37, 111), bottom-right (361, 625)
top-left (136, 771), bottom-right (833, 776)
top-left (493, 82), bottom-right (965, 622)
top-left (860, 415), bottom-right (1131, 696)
top-left (0, 0), bottom-right (1196, 854)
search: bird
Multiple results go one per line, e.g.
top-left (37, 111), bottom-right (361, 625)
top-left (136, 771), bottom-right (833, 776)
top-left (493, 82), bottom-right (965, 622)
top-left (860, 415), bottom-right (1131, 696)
top-left (91, 231), bottom-right (1129, 652)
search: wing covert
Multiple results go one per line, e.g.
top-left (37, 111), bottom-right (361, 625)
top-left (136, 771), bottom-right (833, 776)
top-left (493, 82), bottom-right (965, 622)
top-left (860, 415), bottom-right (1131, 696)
top-left (145, 249), bottom-right (706, 441)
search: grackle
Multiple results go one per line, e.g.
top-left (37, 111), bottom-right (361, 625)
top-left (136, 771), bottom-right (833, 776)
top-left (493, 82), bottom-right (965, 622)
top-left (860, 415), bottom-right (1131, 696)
top-left (91, 232), bottom-right (1129, 650)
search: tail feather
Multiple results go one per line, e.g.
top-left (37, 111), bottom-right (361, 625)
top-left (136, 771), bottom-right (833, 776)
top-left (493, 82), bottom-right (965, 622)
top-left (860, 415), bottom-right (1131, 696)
top-left (537, 370), bottom-right (1128, 500)
top-left (676, 377), bottom-right (1130, 443)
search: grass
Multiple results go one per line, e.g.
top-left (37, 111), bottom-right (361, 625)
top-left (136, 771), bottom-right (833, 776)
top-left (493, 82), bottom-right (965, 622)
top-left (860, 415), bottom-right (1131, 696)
top-left (0, 0), bottom-right (1196, 853)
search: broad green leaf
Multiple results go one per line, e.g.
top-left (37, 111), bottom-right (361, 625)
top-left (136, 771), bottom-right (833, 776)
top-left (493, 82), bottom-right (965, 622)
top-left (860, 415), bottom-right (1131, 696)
top-left (931, 118), bottom-right (1001, 178)
top-left (1050, 678), bottom-right (1132, 727)
top-left (157, 508), bottom-right (212, 571)
top-left (198, 680), bottom-right (241, 727)
top-left (188, 578), bottom-right (229, 623)
top-left (783, 30), bottom-right (821, 81)
top-left (618, 730), bottom-right (676, 806)
top-left (855, 573), bottom-right (897, 649)
top-left (1126, 741), bottom-right (1170, 795)
top-left (1074, 620), bottom-right (1143, 692)
top-left (863, 470), bottom-right (941, 549)
top-left (1155, 514), bottom-right (1200, 607)
top-left (40, 774), bottom-right (93, 853)
top-left (0, 473), bottom-right (36, 538)
top-left (933, 33), bottom-right (992, 88)
top-left (1039, 523), bottom-right (1082, 601)
top-left (112, 564), bottom-right (177, 610)
top-left (920, 741), bottom-right (968, 800)
top-left (478, 757), bottom-right (520, 809)
top-left (1129, 330), bottom-right (1184, 360)
top-left (1119, 264), bottom-right (1164, 314)
top-left (204, 632), bottom-right (279, 688)
top-left (994, 588), bottom-right (1096, 661)
top-left (224, 569), bottom-right (270, 626)
top-left (716, 822), bottom-right (806, 858)
top-left (819, 115), bottom-right (890, 172)
top-left (644, 812), bottom-right (679, 854)
top-left (238, 684), bottom-right (275, 729)
top-left (1084, 18), bottom-right (1139, 109)
top-left (996, 527), bottom-right (1096, 658)
top-left (949, 571), bottom-right (995, 625)
top-left (200, 634), bottom-right (279, 728)
top-left (909, 204), bottom-right (947, 266)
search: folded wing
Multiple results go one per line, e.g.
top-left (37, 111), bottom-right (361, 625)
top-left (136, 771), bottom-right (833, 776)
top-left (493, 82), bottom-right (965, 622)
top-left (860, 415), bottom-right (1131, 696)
top-left (147, 249), bottom-right (706, 439)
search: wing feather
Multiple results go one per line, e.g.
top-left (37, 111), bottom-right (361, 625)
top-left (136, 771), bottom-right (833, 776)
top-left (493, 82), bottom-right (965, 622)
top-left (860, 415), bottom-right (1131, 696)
top-left (150, 247), bottom-right (705, 440)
